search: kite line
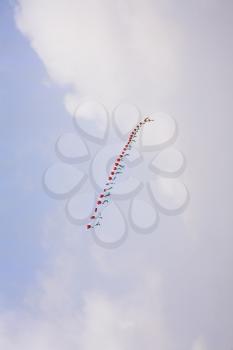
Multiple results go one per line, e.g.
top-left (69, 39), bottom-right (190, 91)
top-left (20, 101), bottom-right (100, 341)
top-left (86, 116), bottom-right (154, 230)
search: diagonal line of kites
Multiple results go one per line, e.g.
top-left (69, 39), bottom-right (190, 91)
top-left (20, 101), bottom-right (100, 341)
top-left (86, 116), bottom-right (154, 230)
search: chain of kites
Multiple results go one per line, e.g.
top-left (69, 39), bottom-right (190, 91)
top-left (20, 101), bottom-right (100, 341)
top-left (86, 116), bottom-right (154, 230)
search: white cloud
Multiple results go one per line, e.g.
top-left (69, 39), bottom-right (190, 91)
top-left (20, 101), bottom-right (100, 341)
top-left (191, 336), bottom-right (208, 350)
top-left (7, 1), bottom-right (233, 349)
top-left (14, 0), bottom-right (183, 109)
top-left (5, 3), bottom-right (182, 346)
top-left (0, 208), bottom-right (173, 350)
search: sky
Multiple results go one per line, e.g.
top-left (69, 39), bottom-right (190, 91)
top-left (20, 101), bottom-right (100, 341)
top-left (0, 0), bottom-right (233, 349)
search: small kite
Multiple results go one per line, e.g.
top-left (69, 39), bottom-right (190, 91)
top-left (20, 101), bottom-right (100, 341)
top-left (86, 117), bottom-right (154, 230)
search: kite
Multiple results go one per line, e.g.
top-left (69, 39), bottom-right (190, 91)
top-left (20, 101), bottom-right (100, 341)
top-left (86, 116), bottom-right (154, 230)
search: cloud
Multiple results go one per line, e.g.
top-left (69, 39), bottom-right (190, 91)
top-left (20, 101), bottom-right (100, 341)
top-left (8, 1), bottom-right (233, 349)
top-left (14, 0), bottom-right (183, 108)
top-left (3, 3), bottom-right (183, 347)
top-left (191, 337), bottom-right (208, 350)
top-left (0, 208), bottom-right (173, 350)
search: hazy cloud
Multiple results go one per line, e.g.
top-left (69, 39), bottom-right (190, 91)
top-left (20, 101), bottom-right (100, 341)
top-left (15, 0), bottom-right (183, 108)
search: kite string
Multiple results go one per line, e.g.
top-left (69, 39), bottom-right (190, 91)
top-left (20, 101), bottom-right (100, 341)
top-left (86, 117), bottom-right (154, 230)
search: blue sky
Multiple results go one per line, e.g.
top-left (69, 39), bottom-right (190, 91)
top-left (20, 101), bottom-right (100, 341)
top-left (0, 1), bottom-right (71, 306)
top-left (0, 1), bottom-right (233, 349)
